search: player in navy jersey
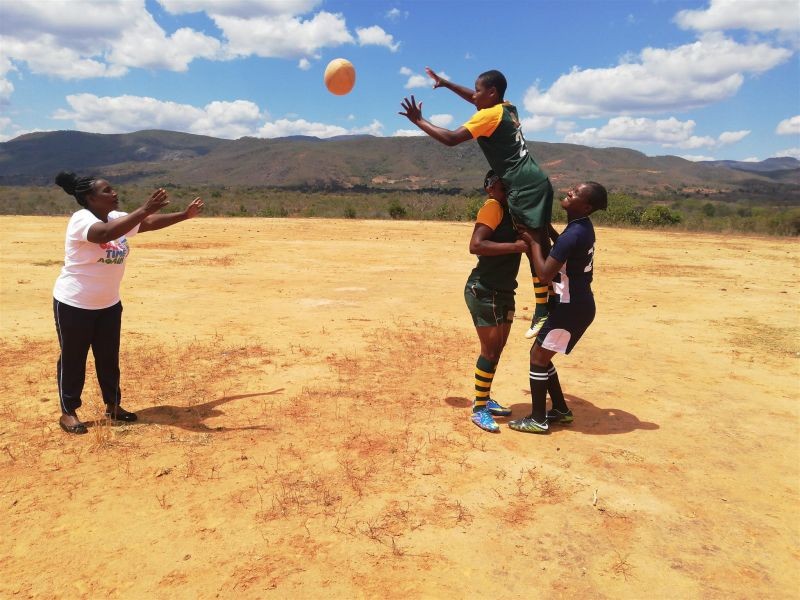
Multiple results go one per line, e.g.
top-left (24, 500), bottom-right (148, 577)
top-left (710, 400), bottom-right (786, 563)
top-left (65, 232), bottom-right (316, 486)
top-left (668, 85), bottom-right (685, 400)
top-left (510, 182), bottom-right (608, 433)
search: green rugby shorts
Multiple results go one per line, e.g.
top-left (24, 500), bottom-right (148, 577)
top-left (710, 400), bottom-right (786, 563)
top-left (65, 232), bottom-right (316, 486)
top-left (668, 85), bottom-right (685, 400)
top-left (464, 281), bottom-right (515, 327)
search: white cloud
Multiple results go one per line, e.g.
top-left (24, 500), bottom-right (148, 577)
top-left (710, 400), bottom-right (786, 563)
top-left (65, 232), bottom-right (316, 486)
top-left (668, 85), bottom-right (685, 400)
top-left (158, 0), bottom-right (321, 18)
top-left (741, 157), bottom-right (761, 162)
top-left (298, 58), bottom-right (311, 70)
top-left (258, 117), bottom-right (382, 138)
top-left (774, 147), bottom-right (800, 159)
top-left (356, 26), bottom-right (399, 52)
top-left (351, 119), bottom-right (384, 136)
top-left (555, 120), bottom-right (577, 135)
top-left (0, 1), bottom-right (220, 79)
top-left (0, 78), bottom-right (13, 103)
top-left (0, 0), bottom-right (397, 99)
top-left (429, 114), bottom-right (453, 127)
top-left (214, 12), bottom-right (353, 58)
top-left (0, 55), bottom-right (16, 102)
top-left (405, 74), bottom-right (430, 89)
top-left (53, 93), bottom-right (264, 138)
top-left (521, 115), bottom-right (555, 131)
top-left (717, 130), bottom-right (750, 145)
top-left (680, 154), bottom-right (717, 162)
top-left (562, 116), bottom-right (746, 149)
top-left (675, 0), bottom-right (800, 33)
top-left (385, 8), bottom-right (407, 21)
top-left (52, 92), bottom-right (380, 139)
top-left (1, 35), bottom-right (128, 80)
top-left (524, 33), bottom-right (792, 117)
top-left (392, 129), bottom-right (426, 137)
top-left (108, 23), bottom-right (221, 72)
top-left (776, 115), bottom-right (800, 135)
top-left (400, 67), bottom-right (448, 89)
top-left (258, 118), bottom-right (349, 138)
top-left (0, 116), bottom-right (14, 141)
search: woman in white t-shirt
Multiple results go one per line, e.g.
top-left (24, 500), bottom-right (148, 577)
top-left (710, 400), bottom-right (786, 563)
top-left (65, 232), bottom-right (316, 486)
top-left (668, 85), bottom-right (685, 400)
top-left (53, 171), bottom-right (204, 434)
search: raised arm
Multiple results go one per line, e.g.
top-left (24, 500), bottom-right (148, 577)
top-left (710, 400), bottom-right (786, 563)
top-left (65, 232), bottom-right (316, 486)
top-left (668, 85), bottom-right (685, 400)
top-left (138, 197), bottom-right (204, 233)
top-left (399, 95), bottom-right (472, 147)
top-left (87, 188), bottom-right (170, 244)
top-left (426, 67), bottom-right (475, 104)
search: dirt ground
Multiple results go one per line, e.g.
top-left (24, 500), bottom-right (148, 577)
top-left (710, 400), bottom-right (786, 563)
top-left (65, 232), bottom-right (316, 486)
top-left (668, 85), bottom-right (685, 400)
top-left (0, 215), bottom-right (798, 599)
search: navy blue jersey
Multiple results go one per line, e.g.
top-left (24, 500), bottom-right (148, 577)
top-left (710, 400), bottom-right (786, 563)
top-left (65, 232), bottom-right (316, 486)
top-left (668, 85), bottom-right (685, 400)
top-left (548, 217), bottom-right (596, 303)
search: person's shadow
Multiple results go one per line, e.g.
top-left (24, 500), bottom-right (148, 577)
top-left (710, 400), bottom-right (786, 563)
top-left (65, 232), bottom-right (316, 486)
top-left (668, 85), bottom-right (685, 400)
top-left (445, 393), bottom-right (658, 435)
top-left (89, 390), bottom-right (285, 432)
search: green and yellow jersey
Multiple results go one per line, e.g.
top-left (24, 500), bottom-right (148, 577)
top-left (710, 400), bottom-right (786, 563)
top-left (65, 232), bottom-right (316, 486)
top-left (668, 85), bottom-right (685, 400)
top-left (466, 198), bottom-right (522, 293)
top-left (463, 103), bottom-right (553, 229)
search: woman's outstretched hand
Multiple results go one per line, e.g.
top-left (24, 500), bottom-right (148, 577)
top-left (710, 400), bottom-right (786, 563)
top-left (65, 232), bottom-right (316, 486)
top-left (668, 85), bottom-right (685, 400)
top-left (144, 188), bottom-right (170, 215)
top-left (184, 197), bottom-right (204, 219)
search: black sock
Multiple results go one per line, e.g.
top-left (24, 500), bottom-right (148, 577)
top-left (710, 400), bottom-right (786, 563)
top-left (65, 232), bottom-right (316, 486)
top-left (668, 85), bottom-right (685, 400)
top-left (529, 364), bottom-right (548, 422)
top-left (547, 362), bottom-right (568, 413)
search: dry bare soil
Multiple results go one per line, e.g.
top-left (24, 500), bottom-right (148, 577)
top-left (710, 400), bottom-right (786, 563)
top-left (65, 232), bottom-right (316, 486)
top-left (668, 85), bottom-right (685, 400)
top-left (1, 216), bottom-right (798, 599)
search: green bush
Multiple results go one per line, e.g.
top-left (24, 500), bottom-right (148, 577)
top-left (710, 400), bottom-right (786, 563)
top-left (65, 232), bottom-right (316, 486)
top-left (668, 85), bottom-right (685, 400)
top-left (642, 205), bottom-right (682, 226)
top-left (1, 185), bottom-right (797, 236)
top-left (464, 196), bottom-right (483, 221)
top-left (388, 199), bottom-right (407, 219)
top-left (434, 202), bottom-right (453, 220)
top-left (595, 193), bottom-right (644, 226)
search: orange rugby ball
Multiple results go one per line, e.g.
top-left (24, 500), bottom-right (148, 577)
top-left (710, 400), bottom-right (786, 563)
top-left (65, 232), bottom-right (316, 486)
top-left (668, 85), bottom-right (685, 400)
top-left (324, 58), bottom-right (356, 95)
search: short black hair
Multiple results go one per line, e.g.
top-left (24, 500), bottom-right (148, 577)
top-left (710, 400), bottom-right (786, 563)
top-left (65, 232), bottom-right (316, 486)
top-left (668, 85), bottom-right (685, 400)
top-left (583, 181), bottom-right (608, 212)
top-left (55, 171), bottom-right (97, 207)
top-left (483, 169), bottom-right (497, 189)
top-left (478, 70), bottom-right (507, 99)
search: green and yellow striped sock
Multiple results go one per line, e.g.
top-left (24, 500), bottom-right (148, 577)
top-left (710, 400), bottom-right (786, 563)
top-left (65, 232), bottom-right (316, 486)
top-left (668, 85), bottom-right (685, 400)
top-left (474, 355), bottom-right (496, 412)
top-left (533, 276), bottom-right (549, 321)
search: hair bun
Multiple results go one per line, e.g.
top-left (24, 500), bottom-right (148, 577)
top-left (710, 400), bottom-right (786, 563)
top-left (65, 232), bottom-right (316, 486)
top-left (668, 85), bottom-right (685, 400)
top-left (55, 171), bottom-right (77, 195)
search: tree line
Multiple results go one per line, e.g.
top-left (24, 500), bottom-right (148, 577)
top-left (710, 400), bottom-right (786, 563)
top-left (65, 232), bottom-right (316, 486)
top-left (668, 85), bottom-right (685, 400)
top-left (1, 185), bottom-right (797, 236)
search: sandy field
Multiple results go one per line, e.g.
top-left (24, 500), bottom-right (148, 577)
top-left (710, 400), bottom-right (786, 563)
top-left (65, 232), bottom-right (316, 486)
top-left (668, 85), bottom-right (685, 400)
top-left (0, 215), bottom-right (798, 599)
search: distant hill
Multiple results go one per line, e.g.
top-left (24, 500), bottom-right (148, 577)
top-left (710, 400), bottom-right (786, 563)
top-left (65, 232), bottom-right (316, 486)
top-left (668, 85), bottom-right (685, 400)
top-left (699, 157), bottom-right (800, 184)
top-left (1, 130), bottom-right (798, 202)
top-left (700, 157), bottom-right (799, 172)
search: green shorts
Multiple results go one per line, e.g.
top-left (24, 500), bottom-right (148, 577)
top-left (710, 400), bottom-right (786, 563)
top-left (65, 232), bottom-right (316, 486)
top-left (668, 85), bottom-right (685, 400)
top-left (507, 177), bottom-right (553, 230)
top-left (464, 281), bottom-right (516, 327)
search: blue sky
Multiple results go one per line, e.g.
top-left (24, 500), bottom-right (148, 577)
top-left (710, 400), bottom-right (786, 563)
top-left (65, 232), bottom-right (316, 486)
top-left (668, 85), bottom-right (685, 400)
top-left (1, 0), bottom-right (798, 161)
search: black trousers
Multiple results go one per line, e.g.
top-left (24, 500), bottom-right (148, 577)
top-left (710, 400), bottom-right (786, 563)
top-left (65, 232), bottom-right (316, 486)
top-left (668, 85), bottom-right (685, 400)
top-left (53, 299), bottom-right (123, 414)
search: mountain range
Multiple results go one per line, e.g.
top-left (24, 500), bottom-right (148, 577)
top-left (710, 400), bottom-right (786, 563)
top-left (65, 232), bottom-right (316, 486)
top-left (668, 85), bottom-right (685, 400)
top-left (1, 130), bottom-right (798, 201)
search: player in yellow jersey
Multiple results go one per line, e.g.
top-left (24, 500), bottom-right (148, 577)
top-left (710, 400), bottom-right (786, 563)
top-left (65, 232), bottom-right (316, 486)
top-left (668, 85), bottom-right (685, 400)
top-left (465, 170), bottom-right (528, 432)
top-left (399, 67), bottom-right (554, 336)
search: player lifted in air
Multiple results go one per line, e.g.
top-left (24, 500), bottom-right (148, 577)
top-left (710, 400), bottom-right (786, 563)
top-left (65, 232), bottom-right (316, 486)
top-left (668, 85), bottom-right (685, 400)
top-left (400, 67), bottom-right (555, 337)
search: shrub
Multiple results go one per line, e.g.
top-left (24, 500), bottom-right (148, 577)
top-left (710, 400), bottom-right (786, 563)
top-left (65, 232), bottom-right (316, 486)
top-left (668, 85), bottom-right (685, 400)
top-left (434, 202), bottom-right (453, 220)
top-left (464, 197), bottom-right (483, 221)
top-left (595, 193), bottom-right (644, 226)
top-left (388, 199), bottom-right (407, 219)
top-left (642, 205), bottom-right (682, 226)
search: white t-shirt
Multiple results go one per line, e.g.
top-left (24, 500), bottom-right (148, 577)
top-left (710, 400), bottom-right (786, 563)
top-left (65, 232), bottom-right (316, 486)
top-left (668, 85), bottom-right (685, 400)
top-left (53, 209), bottom-right (140, 310)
